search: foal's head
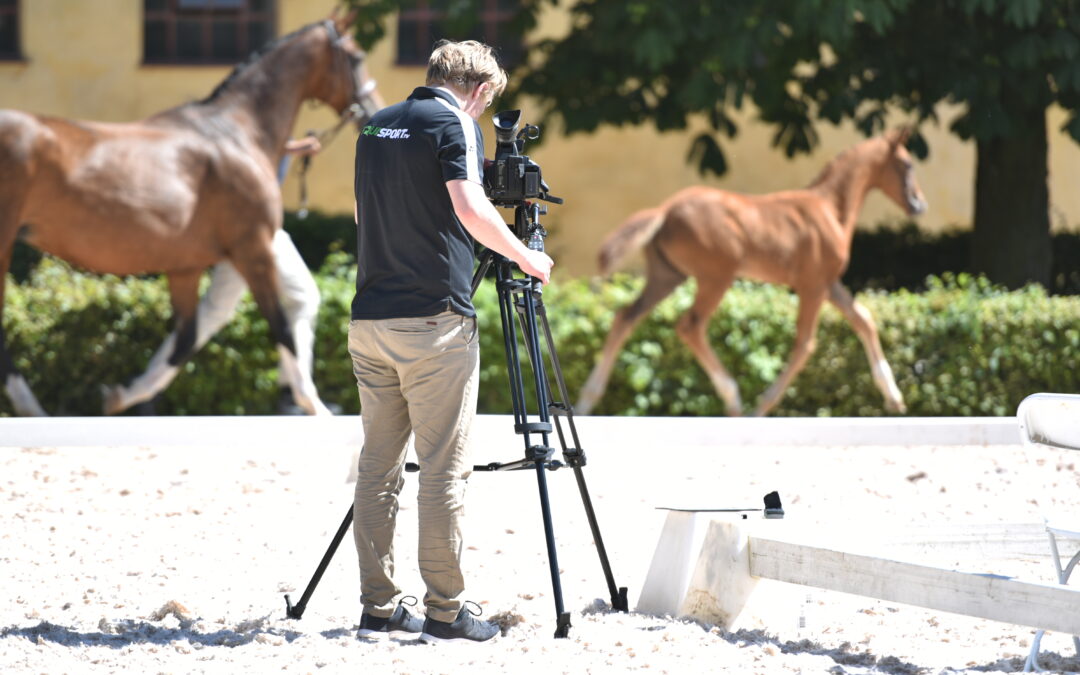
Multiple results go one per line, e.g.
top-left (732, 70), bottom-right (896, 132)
top-left (311, 9), bottom-right (384, 127)
top-left (873, 127), bottom-right (928, 217)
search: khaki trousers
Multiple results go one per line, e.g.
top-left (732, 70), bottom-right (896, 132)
top-left (348, 311), bottom-right (479, 622)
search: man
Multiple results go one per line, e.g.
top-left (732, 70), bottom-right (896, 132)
top-left (350, 40), bottom-right (553, 644)
top-left (101, 136), bottom-right (333, 417)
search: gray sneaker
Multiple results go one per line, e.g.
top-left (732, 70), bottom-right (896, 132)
top-left (357, 597), bottom-right (425, 641)
top-left (419, 603), bottom-right (499, 644)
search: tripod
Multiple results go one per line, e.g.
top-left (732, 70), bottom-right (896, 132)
top-left (284, 201), bottom-right (628, 638)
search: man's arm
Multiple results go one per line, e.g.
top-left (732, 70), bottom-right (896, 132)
top-left (446, 179), bottom-right (553, 284)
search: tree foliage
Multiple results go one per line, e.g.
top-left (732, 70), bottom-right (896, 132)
top-left (495, 0), bottom-right (1080, 175)
top-left (345, 1), bottom-right (1080, 285)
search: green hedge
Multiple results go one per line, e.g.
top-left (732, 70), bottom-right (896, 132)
top-left (2, 256), bottom-right (1079, 417)
top-left (13, 217), bottom-right (1080, 295)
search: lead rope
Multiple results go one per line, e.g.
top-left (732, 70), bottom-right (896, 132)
top-left (294, 83), bottom-right (375, 219)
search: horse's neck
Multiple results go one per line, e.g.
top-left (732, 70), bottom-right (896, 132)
top-left (202, 34), bottom-right (321, 160)
top-left (809, 151), bottom-right (877, 234)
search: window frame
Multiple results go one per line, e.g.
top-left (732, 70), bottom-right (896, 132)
top-left (142, 0), bottom-right (277, 66)
top-left (0, 0), bottom-right (22, 62)
top-left (396, 0), bottom-right (521, 68)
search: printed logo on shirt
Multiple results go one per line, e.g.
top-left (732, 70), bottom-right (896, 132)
top-left (362, 125), bottom-right (411, 140)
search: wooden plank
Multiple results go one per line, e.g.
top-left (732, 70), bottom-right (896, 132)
top-left (750, 535), bottom-right (1080, 635)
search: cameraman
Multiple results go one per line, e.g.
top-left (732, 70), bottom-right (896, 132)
top-left (349, 40), bottom-right (553, 644)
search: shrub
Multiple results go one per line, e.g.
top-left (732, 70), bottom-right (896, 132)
top-left (2, 258), bottom-right (1078, 417)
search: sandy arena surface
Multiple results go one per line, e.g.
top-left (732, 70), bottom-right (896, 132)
top-left (2, 421), bottom-right (1080, 674)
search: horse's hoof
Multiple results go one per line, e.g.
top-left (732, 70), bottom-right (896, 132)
top-left (887, 400), bottom-right (908, 414)
top-left (100, 384), bottom-right (127, 416)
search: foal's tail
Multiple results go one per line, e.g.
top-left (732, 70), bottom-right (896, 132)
top-left (597, 207), bottom-right (666, 275)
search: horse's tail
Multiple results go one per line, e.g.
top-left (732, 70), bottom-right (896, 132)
top-left (597, 207), bottom-right (666, 275)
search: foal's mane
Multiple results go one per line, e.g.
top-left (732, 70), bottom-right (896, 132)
top-left (806, 135), bottom-right (882, 189)
top-left (198, 22), bottom-right (323, 104)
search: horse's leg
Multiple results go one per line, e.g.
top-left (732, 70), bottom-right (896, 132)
top-left (163, 270), bottom-right (202, 363)
top-left (752, 287), bottom-right (828, 416)
top-left (269, 230), bottom-right (329, 415)
top-left (674, 275), bottom-right (743, 416)
top-left (0, 232), bottom-right (48, 417)
top-left (827, 281), bottom-right (906, 413)
top-left (231, 241), bottom-right (331, 416)
top-left (103, 263), bottom-right (247, 415)
top-left (576, 245), bottom-right (686, 414)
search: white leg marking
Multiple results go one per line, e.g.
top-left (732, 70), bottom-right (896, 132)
top-left (6, 374), bottom-right (48, 417)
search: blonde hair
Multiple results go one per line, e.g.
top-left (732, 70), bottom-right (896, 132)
top-left (425, 40), bottom-right (507, 99)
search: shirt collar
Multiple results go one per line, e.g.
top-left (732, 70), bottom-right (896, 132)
top-left (408, 86), bottom-right (462, 109)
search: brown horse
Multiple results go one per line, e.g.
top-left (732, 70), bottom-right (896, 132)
top-left (577, 129), bottom-right (927, 417)
top-left (0, 9), bottom-right (382, 416)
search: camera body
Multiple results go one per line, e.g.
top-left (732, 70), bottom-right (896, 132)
top-left (483, 110), bottom-right (554, 208)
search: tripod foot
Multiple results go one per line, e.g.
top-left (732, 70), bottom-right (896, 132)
top-left (613, 587), bottom-right (629, 613)
top-left (554, 612), bottom-right (572, 638)
top-left (284, 594), bottom-right (305, 620)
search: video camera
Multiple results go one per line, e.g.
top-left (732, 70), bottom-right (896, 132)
top-left (483, 110), bottom-right (561, 209)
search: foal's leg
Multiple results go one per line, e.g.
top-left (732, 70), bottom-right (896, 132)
top-left (576, 246), bottom-right (686, 415)
top-left (674, 276), bottom-right (743, 416)
top-left (752, 287), bottom-right (828, 416)
top-left (0, 234), bottom-right (48, 416)
top-left (828, 281), bottom-right (906, 413)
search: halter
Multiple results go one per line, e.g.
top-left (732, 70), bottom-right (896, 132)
top-left (323, 20), bottom-right (380, 127)
top-left (294, 21), bottom-right (382, 218)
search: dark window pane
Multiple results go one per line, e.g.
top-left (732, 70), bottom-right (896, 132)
top-left (495, 41), bottom-right (521, 68)
top-left (397, 18), bottom-right (421, 64)
top-left (179, 0), bottom-right (244, 8)
top-left (247, 20), bottom-right (270, 52)
top-left (144, 0), bottom-right (275, 63)
top-left (143, 19), bottom-right (168, 61)
top-left (0, 0), bottom-right (17, 8)
top-left (429, 20), bottom-right (449, 45)
top-left (178, 19), bottom-right (203, 60)
top-left (0, 14), bottom-right (16, 56)
top-left (211, 20), bottom-right (238, 61)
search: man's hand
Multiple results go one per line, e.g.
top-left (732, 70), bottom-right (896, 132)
top-left (284, 136), bottom-right (322, 157)
top-left (446, 179), bottom-right (556, 285)
top-left (517, 249), bottom-right (553, 285)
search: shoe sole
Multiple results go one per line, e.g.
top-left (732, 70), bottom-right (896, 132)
top-left (357, 629), bottom-right (423, 641)
top-left (418, 631), bottom-right (499, 645)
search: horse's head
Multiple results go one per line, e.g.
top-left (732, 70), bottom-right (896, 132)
top-left (314, 9), bottom-right (385, 128)
top-left (875, 127), bottom-right (927, 217)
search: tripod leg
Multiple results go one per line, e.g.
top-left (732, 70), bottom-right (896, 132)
top-left (536, 301), bottom-right (629, 612)
top-left (497, 261), bottom-right (572, 637)
top-left (535, 462), bottom-right (572, 637)
top-left (284, 505), bottom-right (353, 619)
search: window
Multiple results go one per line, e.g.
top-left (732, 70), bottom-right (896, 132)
top-left (0, 0), bottom-right (20, 61)
top-left (143, 0), bottom-right (275, 65)
top-left (397, 0), bottom-right (521, 68)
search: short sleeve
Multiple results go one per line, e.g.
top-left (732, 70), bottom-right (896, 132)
top-left (434, 104), bottom-right (483, 184)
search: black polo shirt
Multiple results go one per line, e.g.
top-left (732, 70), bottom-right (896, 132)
top-left (352, 86), bottom-right (484, 319)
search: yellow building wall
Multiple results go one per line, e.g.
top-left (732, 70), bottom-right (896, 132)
top-left (3, 1), bottom-right (1080, 277)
